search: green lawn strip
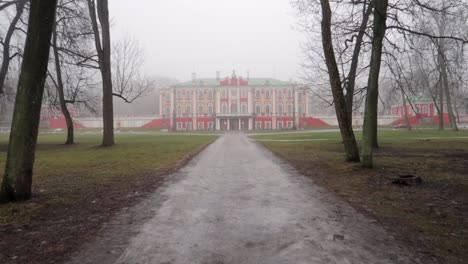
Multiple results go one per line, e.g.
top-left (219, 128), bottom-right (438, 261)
top-left (0, 133), bottom-right (217, 226)
top-left (259, 138), bottom-right (468, 264)
top-left (251, 129), bottom-right (468, 141)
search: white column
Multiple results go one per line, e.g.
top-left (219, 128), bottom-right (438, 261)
top-left (227, 119), bottom-right (230, 131)
top-left (294, 87), bottom-right (300, 128)
top-left (192, 89), bottom-right (196, 131)
top-left (216, 118), bottom-right (220, 131)
top-left (272, 88), bottom-right (277, 129)
top-left (228, 87), bottom-right (231, 113)
top-left (248, 117), bottom-right (253, 130)
top-left (248, 88), bottom-right (253, 113)
top-left (216, 90), bottom-right (221, 114)
top-left (159, 91), bottom-right (163, 116)
top-left (238, 118), bottom-right (241, 131)
top-left (170, 89), bottom-right (174, 130)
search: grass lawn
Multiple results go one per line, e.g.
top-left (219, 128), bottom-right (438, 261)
top-left (0, 133), bottom-right (217, 264)
top-left (252, 129), bottom-right (468, 264)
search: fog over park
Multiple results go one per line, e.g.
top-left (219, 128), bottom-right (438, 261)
top-left (109, 0), bottom-right (303, 82)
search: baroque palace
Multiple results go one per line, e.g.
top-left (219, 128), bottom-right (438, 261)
top-left (159, 71), bottom-right (311, 131)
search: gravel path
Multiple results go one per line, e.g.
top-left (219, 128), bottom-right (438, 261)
top-left (68, 132), bottom-right (423, 264)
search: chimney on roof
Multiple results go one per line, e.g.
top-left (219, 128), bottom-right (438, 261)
top-left (216, 71), bottom-right (220, 81)
top-left (191, 72), bottom-right (196, 82)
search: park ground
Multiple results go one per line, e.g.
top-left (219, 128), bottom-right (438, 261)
top-left (252, 129), bottom-right (468, 264)
top-left (0, 129), bottom-right (466, 264)
top-left (0, 133), bottom-right (217, 264)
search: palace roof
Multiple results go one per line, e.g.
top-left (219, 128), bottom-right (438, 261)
top-left (172, 78), bottom-right (294, 88)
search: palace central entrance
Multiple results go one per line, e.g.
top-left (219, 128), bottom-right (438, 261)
top-left (219, 118), bottom-right (250, 131)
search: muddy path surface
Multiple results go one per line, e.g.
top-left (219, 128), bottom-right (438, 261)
top-left (68, 133), bottom-right (425, 264)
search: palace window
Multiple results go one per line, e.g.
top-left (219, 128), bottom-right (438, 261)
top-left (287, 104), bottom-right (292, 115)
top-left (177, 105), bottom-right (182, 116)
top-left (198, 104), bottom-right (204, 115)
top-left (277, 121), bottom-right (283, 129)
top-left (255, 122), bottom-right (262, 130)
top-left (177, 122), bottom-right (183, 129)
top-left (208, 90), bottom-right (213, 99)
top-left (287, 89), bottom-right (292, 98)
top-left (231, 89), bottom-right (237, 97)
top-left (265, 89), bottom-right (270, 98)
top-left (231, 103), bottom-right (238, 113)
top-left (186, 104), bottom-right (191, 115)
top-left (255, 90), bottom-right (260, 98)
top-left (298, 105), bottom-right (303, 115)
top-left (241, 103), bottom-right (247, 113)
top-left (265, 104), bottom-right (271, 115)
top-left (186, 90), bottom-right (191, 99)
top-left (277, 104), bottom-right (283, 115)
top-left (198, 122), bottom-right (204, 130)
top-left (208, 122), bottom-right (214, 130)
top-left (177, 90), bottom-right (182, 99)
top-left (277, 89), bottom-right (282, 98)
top-left (422, 105), bottom-right (428, 114)
top-left (416, 105), bottom-right (421, 113)
top-left (198, 90), bottom-right (203, 99)
top-left (186, 122), bottom-right (192, 130)
top-left (265, 121), bottom-right (271, 129)
top-left (287, 121), bottom-right (293, 128)
top-left (255, 104), bottom-right (261, 114)
top-left (222, 103), bottom-right (227, 114)
top-left (208, 104), bottom-right (213, 114)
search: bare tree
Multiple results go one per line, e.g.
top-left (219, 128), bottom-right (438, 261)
top-left (0, 0), bottom-right (27, 96)
top-left (1, 0), bottom-right (57, 202)
top-left (87, 0), bottom-right (114, 146)
top-left (361, 0), bottom-right (388, 168)
top-left (49, 0), bottom-right (97, 144)
top-left (319, 0), bottom-right (360, 162)
top-left (112, 35), bottom-right (153, 103)
top-left (293, 0), bottom-right (373, 121)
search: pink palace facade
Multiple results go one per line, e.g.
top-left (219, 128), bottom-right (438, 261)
top-left (159, 72), bottom-right (311, 131)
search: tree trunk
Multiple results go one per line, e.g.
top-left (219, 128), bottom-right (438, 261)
top-left (87, 0), bottom-right (114, 146)
top-left (320, 0), bottom-right (360, 162)
top-left (52, 23), bottom-right (74, 145)
top-left (361, 0), bottom-right (388, 168)
top-left (401, 89), bottom-right (412, 130)
top-left (345, 2), bottom-right (373, 122)
top-left (0, 0), bottom-right (26, 95)
top-left (439, 52), bottom-right (458, 131)
top-left (0, 0), bottom-right (58, 203)
top-left (438, 73), bottom-right (444, 130)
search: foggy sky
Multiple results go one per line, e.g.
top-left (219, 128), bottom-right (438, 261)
top-left (109, 0), bottom-right (303, 82)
